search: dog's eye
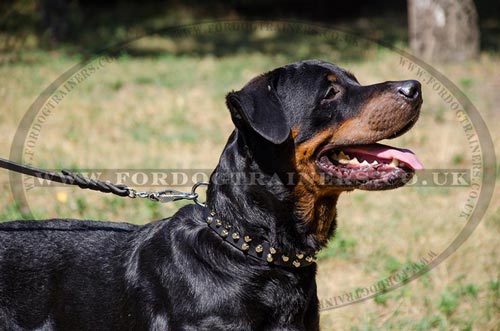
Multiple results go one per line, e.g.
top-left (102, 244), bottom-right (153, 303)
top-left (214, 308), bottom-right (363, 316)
top-left (324, 86), bottom-right (339, 100)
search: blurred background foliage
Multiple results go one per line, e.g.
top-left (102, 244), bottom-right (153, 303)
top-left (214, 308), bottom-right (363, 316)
top-left (1, 0), bottom-right (499, 57)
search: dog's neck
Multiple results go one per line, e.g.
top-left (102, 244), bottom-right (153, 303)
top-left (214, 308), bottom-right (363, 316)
top-left (206, 131), bottom-right (338, 254)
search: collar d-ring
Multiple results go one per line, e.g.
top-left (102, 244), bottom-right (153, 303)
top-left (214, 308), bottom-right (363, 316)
top-left (191, 181), bottom-right (209, 207)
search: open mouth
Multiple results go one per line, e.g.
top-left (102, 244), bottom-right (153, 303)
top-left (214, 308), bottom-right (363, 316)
top-left (316, 143), bottom-right (423, 190)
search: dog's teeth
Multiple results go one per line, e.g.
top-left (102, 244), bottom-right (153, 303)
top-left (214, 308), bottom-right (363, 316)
top-left (349, 157), bottom-right (359, 165)
top-left (372, 160), bottom-right (379, 165)
top-left (389, 159), bottom-right (399, 167)
top-left (361, 160), bottom-right (369, 166)
top-left (338, 151), bottom-right (350, 160)
top-left (338, 158), bottom-right (349, 164)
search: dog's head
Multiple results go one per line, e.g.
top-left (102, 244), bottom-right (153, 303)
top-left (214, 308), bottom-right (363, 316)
top-left (225, 60), bottom-right (423, 244)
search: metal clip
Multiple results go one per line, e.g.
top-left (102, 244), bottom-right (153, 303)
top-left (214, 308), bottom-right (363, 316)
top-left (127, 181), bottom-right (209, 206)
top-left (154, 190), bottom-right (197, 203)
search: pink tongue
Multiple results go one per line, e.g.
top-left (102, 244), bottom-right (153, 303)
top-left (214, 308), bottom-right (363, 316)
top-left (342, 143), bottom-right (424, 170)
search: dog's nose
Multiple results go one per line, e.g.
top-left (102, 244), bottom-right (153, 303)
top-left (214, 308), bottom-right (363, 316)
top-left (397, 80), bottom-right (421, 99)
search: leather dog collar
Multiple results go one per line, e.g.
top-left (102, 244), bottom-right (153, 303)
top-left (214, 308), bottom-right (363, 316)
top-left (203, 208), bottom-right (317, 268)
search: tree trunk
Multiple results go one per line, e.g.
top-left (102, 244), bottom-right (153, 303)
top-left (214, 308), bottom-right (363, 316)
top-left (408, 0), bottom-right (480, 62)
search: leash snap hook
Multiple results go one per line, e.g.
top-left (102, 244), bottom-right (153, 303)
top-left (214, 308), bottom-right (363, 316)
top-left (154, 190), bottom-right (191, 203)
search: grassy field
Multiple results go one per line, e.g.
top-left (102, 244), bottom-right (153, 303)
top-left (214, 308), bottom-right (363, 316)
top-left (1, 25), bottom-right (499, 330)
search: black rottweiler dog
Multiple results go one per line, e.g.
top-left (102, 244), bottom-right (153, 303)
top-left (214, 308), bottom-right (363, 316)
top-left (0, 60), bottom-right (423, 331)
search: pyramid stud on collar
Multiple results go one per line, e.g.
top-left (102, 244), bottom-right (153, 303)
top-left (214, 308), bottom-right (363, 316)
top-left (215, 219), bottom-right (222, 227)
top-left (232, 232), bottom-right (240, 240)
top-left (210, 210), bottom-right (216, 216)
top-left (266, 254), bottom-right (273, 263)
top-left (296, 253), bottom-right (304, 260)
top-left (305, 256), bottom-right (313, 263)
top-left (255, 245), bottom-right (264, 253)
top-left (244, 236), bottom-right (252, 243)
top-left (292, 260), bottom-right (301, 268)
top-left (220, 229), bottom-right (229, 238)
top-left (241, 243), bottom-right (250, 251)
top-left (282, 255), bottom-right (289, 262)
top-left (269, 247), bottom-right (277, 254)
top-left (206, 216), bottom-right (213, 224)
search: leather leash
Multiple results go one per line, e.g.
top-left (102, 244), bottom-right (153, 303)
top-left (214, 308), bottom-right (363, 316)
top-left (0, 157), bottom-right (207, 205)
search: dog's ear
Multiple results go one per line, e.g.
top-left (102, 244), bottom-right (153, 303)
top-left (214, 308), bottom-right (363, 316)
top-left (226, 72), bottom-right (290, 145)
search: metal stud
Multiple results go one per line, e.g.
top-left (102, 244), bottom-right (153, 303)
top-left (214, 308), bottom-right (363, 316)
top-left (206, 216), bottom-right (213, 224)
top-left (305, 256), bottom-right (313, 263)
top-left (244, 236), bottom-right (252, 243)
top-left (255, 245), bottom-right (264, 253)
top-left (241, 243), bottom-right (250, 251)
top-left (224, 223), bottom-right (232, 229)
top-left (215, 219), bottom-right (222, 227)
top-left (232, 232), bottom-right (240, 240)
top-left (296, 253), bottom-right (304, 260)
top-left (220, 229), bottom-right (229, 238)
top-left (266, 254), bottom-right (273, 263)
top-left (210, 210), bottom-right (216, 216)
top-left (282, 255), bottom-right (290, 262)
top-left (293, 260), bottom-right (301, 268)
top-left (269, 247), bottom-right (277, 254)
top-left (314, 250), bottom-right (320, 255)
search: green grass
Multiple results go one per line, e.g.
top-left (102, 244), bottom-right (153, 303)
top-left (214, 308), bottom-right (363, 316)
top-left (318, 230), bottom-right (358, 261)
top-left (439, 290), bottom-right (460, 316)
top-left (0, 202), bottom-right (25, 221)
